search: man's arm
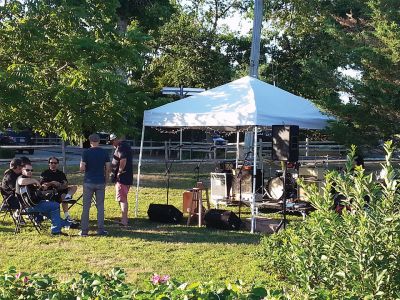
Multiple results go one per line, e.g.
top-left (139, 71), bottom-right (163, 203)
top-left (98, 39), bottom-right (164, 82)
top-left (17, 177), bottom-right (40, 186)
top-left (105, 162), bottom-right (111, 183)
top-left (80, 161), bottom-right (86, 173)
top-left (118, 158), bottom-right (127, 176)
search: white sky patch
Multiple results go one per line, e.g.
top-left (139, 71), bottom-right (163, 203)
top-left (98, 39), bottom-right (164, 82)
top-left (218, 14), bottom-right (253, 35)
top-left (338, 67), bottom-right (362, 104)
top-left (338, 67), bottom-right (362, 80)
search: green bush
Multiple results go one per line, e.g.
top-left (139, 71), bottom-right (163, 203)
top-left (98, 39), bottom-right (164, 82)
top-left (0, 148), bottom-right (14, 159)
top-left (0, 267), bottom-right (285, 299)
top-left (260, 142), bottom-right (400, 299)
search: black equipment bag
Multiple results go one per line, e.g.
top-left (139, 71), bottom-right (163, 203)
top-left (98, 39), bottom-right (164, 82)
top-left (147, 204), bottom-right (183, 224)
top-left (204, 209), bottom-right (242, 230)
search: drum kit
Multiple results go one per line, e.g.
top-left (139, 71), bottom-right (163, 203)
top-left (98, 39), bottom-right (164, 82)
top-left (264, 170), bottom-right (298, 201)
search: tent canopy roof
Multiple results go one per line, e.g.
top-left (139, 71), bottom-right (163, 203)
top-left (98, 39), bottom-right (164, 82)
top-left (144, 76), bottom-right (332, 130)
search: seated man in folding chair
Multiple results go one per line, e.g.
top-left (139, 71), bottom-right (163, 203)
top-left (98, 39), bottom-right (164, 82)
top-left (16, 163), bottom-right (77, 235)
top-left (40, 156), bottom-right (78, 224)
top-left (1, 158), bottom-right (23, 220)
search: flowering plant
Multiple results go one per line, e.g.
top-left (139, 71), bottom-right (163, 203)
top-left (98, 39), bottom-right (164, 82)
top-left (0, 267), bottom-right (284, 299)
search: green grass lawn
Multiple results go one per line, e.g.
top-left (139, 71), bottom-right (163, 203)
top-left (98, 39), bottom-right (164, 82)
top-left (0, 162), bottom-right (277, 289)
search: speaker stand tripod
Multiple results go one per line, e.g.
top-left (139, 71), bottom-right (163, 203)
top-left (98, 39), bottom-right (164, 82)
top-left (237, 151), bottom-right (252, 219)
top-left (275, 162), bottom-right (288, 232)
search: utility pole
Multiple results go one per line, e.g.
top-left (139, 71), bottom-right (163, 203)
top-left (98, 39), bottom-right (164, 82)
top-left (249, 0), bottom-right (264, 78)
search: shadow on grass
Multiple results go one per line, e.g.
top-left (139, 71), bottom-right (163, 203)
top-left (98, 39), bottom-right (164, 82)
top-left (102, 217), bottom-right (262, 245)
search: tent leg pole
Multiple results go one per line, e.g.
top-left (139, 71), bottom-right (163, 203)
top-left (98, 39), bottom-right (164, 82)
top-left (251, 126), bottom-right (258, 233)
top-left (135, 124), bottom-right (146, 218)
top-left (236, 130), bottom-right (239, 169)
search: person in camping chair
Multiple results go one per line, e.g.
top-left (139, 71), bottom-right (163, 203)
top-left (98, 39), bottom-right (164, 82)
top-left (16, 163), bottom-right (78, 235)
top-left (40, 156), bottom-right (78, 223)
top-left (1, 158), bottom-right (23, 210)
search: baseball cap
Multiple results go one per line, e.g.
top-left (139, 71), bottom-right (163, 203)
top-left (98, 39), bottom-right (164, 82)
top-left (88, 133), bottom-right (100, 143)
top-left (108, 133), bottom-right (117, 144)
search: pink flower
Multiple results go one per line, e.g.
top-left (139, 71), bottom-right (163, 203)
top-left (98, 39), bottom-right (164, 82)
top-left (151, 274), bottom-right (170, 284)
top-left (151, 274), bottom-right (161, 284)
top-left (15, 272), bottom-right (22, 279)
top-left (160, 275), bottom-right (170, 283)
top-left (23, 276), bottom-right (29, 284)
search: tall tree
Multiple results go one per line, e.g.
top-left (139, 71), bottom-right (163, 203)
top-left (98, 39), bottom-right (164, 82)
top-left (328, 0), bottom-right (400, 145)
top-left (141, 1), bottom-right (253, 98)
top-left (0, 0), bottom-right (148, 142)
top-left (261, 0), bottom-right (400, 146)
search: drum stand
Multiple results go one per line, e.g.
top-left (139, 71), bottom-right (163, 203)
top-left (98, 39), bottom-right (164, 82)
top-left (276, 162), bottom-right (288, 231)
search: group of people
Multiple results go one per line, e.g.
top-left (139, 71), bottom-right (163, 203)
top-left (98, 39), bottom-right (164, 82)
top-left (1, 133), bottom-right (133, 237)
top-left (1, 156), bottom-right (79, 235)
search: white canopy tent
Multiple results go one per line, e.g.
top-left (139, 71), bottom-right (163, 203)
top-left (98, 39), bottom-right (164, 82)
top-left (135, 76), bottom-right (332, 232)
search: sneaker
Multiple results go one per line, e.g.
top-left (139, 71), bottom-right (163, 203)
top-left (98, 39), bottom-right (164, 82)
top-left (97, 230), bottom-right (108, 236)
top-left (63, 196), bottom-right (74, 202)
top-left (65, 216), bottom-right (77, 223)
top-left (69, 222), bottom-right (80, 229)
top-left (79, 231), bottom-right (88, 237)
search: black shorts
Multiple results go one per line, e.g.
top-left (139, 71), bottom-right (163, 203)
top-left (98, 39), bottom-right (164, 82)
top-left (52, 188), bottom-right (68, 203)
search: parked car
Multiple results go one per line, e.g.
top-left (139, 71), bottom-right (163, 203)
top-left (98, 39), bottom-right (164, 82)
top-left (212, 135), bottom-right (227, 146)
top-left (4, 129), bottom-right (35, 154)
top-left (0, 132), bottom-right (15, 145)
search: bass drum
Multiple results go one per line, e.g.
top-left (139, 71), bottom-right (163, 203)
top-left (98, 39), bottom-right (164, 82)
top-left (265, 174), bottom-right (297, 200)
top-left (266, 177), bottom-right (284, 200)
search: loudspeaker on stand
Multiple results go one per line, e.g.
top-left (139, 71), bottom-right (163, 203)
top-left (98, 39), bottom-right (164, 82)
top-left (271, 125), bottom-right (299, 162)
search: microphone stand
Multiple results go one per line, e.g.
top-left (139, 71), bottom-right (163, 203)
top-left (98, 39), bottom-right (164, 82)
top-left (164, 160), bottom-right (173, 205)
top-left (194, 146), bottom-right (215, 182)
top-left (164, 144), bottom-right (183, 205)
top-left (237, 151), bottom-right (252, 219)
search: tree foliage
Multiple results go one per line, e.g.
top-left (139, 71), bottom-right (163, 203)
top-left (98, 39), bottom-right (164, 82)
top-left (261, 0), bottom-right (400, 147)
top-left (140, 1), bottom-right (253, 100)
top-left (0, 0), bottom-right (148, 142)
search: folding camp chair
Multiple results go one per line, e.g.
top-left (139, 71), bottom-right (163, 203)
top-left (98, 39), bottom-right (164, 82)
top-left (66, 193), bottom-right (96, 210)
top-left (0, 194), bottom-right (18, 226)
top-left (14, 187), bottom-right (44, 234)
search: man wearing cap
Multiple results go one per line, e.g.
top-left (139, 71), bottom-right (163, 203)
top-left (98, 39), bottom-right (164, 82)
top-left (79, 133), bottom-right (111, 236)
top-left (109, 133), bottom-right (133, 226)
top-left (1, 158), bottom-right (23, 210)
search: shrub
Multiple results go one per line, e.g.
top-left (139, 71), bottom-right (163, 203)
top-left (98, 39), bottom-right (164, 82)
top-left (0, 267), bottom-right (285, 299)
top-left (260, 141), bottom-right (400, 299)
top-left (0, 148), bottom-right (14, 159)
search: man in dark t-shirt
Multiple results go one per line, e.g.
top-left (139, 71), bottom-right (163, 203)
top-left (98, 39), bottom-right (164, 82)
top-left (40, 156), bottom-right (78, 222)
top-left (109, 133), bottom-right (133, 227)
top-left (79, 133), bottom-right (111, 236)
